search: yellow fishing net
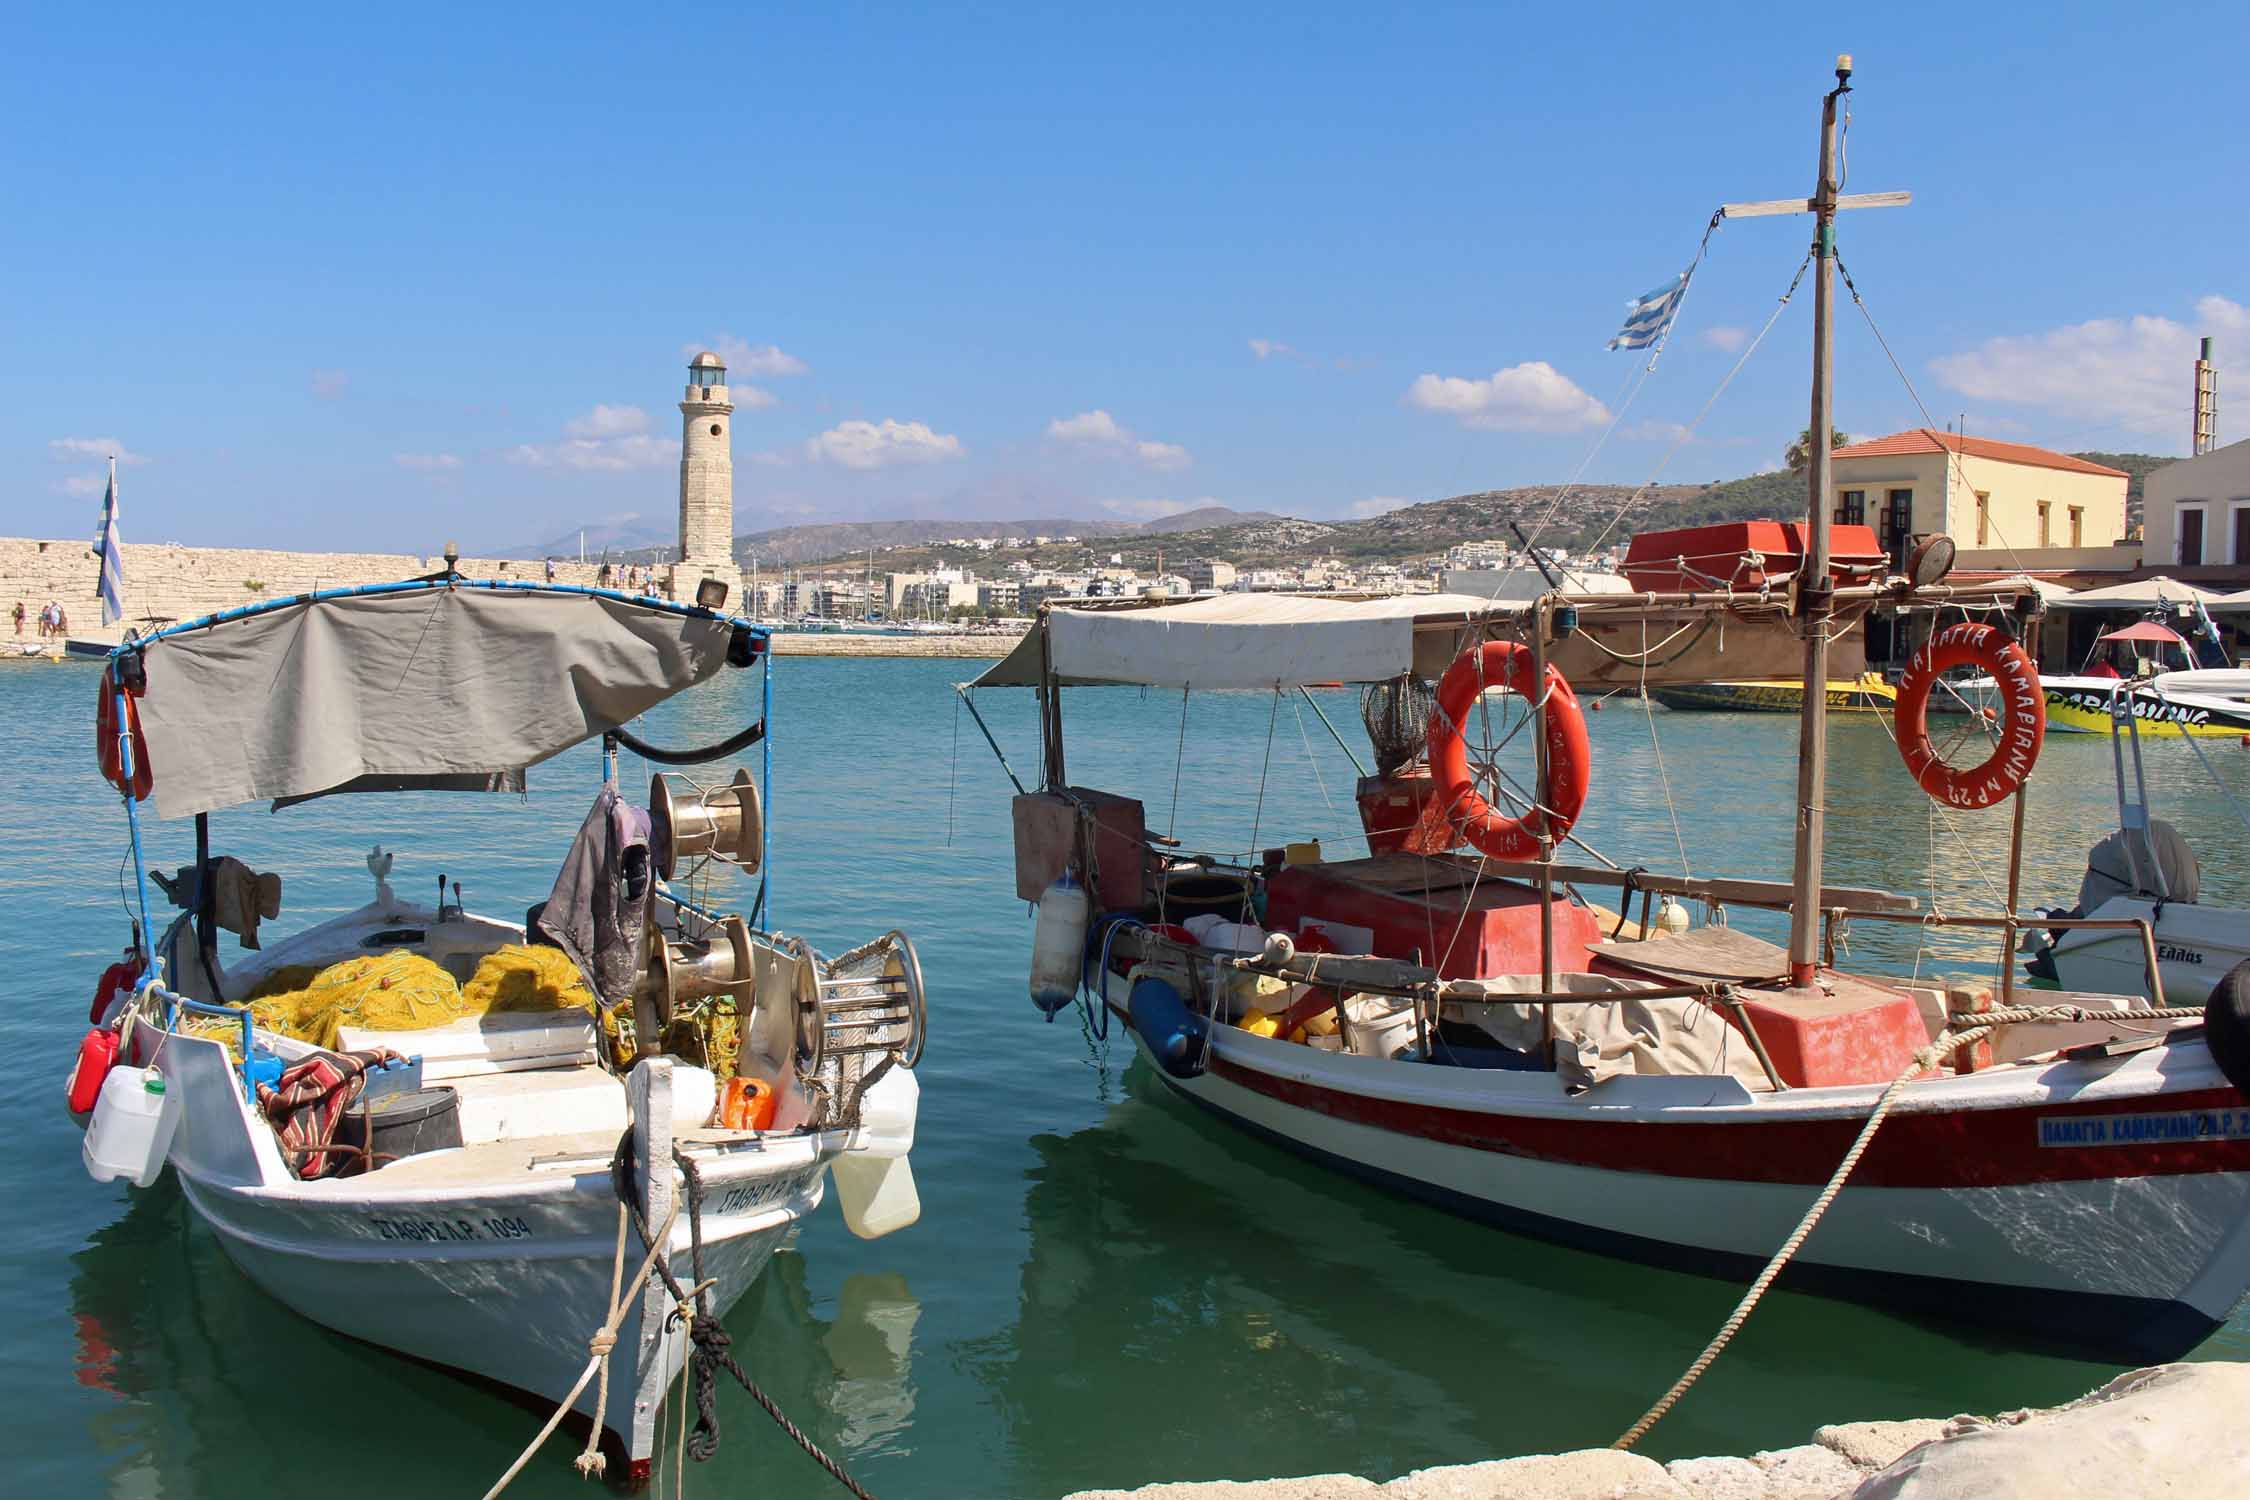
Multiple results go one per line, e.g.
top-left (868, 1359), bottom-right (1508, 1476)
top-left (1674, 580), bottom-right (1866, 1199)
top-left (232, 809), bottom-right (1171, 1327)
top-left (242, 951), bottom-right (472, 1050)
top-left (185, 944), bottom-right (614, 1055)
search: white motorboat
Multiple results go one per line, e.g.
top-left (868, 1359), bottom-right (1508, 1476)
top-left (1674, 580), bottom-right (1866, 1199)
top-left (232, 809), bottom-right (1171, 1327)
top-left (70, 575), bottom-right (925, 1484)
top-left (2027, 672), bottom-right (2250, 1005)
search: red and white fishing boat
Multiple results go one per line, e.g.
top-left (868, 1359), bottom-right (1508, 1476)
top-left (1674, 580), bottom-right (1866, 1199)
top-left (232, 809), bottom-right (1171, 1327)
top-left (970, 63), bottom-right (2250, 1364)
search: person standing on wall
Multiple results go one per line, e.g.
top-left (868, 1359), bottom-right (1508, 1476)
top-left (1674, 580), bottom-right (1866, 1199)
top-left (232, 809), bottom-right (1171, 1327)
top-left (10, 601), bottom-right (23, 637)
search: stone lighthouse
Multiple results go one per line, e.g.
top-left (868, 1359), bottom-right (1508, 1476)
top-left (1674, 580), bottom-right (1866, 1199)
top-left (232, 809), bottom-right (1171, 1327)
top-left (677, 350), bottom-right (742, 602)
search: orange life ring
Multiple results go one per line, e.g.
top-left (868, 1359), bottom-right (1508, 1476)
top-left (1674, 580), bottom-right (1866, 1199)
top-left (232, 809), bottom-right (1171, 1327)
top-left (95, 665), bottom-right (152, 802)
top-left (1427, 641), bottom-right (1591, 861)
top-left (1894, 622), bottom-right (2044, 809)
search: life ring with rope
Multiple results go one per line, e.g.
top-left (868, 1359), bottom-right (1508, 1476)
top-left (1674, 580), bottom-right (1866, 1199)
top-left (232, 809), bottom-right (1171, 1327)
top-left (1427, 641), bottom-right (1591, 861)
top-left (96, 664), bottom-right (153, 802)
top-left (1893, 621), bottom-right (2044, 810)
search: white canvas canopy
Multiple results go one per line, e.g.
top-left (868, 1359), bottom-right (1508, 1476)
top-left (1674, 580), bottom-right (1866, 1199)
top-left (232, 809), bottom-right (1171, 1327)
top-left (129, 584), bottom-right (745, 820)
top-left (970, 593), bottom-right (1520, 689)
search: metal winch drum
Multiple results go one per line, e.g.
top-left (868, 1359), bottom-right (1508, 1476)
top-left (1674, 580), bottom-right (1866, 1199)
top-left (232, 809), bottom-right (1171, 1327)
top-left (643, 912), bottom-right (756, 1023)
top-left (649, 767), bottom-right (763, 879)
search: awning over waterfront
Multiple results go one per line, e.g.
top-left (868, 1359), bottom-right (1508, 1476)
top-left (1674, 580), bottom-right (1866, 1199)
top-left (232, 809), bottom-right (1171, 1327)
top-left (2046, 576), bottom-right (2232, 611)
top-left (131, 584), bottom-right (742, 820)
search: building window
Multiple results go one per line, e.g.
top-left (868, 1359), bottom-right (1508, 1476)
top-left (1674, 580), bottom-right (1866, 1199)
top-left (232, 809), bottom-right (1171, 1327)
top-left (2178, 504), bottom-right (2207, 566)
top-left (1975, 492), bottom-right (1990, 546)
top-left (1838, 489), bottom-right (1865, 526)
top-left (2233, 502), bottom-right (2250, 565)
top-left (2037, 500), bottom-right (2051, 547)
top-left (1881, 489), bottom-right (1912, 565)
top-left (2068, 505), bottom-right (2084, 547)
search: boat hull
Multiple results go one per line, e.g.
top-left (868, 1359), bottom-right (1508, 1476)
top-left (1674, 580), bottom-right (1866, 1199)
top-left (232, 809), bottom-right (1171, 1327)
top-left (2047, 896), bottom-right (2250, 1005)
top-left (1105, 987), bottom-right (2250, 1360)
top-left (2040, 677), bottom-right (2250, 737)
top-left (1650, 678), bottom-right (1896, 714)
top-left (149, 1027), bottom-right (839, 1470)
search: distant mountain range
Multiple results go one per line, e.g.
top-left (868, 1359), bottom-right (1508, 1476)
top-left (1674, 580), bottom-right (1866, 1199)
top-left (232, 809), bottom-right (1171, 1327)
top-left (495, 457), bottom-right (2163, 569)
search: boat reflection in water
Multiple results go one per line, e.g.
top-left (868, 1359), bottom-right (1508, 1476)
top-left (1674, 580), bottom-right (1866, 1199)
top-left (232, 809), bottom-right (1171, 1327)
top-left (963, 1062), bottom-right (2113, 1494)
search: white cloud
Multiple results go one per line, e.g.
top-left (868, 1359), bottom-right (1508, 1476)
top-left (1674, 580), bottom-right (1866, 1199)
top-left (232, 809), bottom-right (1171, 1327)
top-left (59, 474), bottom-right (106, 497)
top-left (1931, 295), bottom-right (2247, 437)
top-left (1047, 408), bottom-right (1192, 471)
top-left (565, 404), bottom-right (650, 439)
top-left (746, 448), bottom-right (793, 467)
top-left (689, 337), bottom-right (808, 379)
top-left (806, 418), bottom-right (964, 470)
top-left (1348, 495), bottom-right (1411, 518)
top-left (49, 437), bottom-right (148, 465)
top-left (1048, 410), bottom-right (1127, 443)
top-left (394, 452), bottom-right (462, 471)
top-left (1404, 362), bottom-right (1610, 433)
top-left (1249, 338), bottom-right (1297, 361)
top-left (735, 386), bottom-right (779, 409)
top-left (310, 369), bottom-right (349, 399)
top-left (510, 404), bottom-right (678, 470)
top-left (1624, 420), bottom-right (1693, 444)
top-left (1700, 326), bottom-right (1749, 353)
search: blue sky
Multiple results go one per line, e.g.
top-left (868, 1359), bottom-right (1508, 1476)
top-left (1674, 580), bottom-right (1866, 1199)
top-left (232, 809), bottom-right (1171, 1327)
top-left (4, 3), bottom-right (2243, 551)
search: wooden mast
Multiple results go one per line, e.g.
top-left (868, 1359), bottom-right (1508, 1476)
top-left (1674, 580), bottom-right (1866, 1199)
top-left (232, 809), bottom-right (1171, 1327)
top-left (1786, 57), bottom-right (1854, 987)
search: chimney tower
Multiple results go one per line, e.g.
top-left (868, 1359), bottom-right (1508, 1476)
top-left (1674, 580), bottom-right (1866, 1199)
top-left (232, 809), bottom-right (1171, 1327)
top-left (2194, 336), bottom-right (2218, 456)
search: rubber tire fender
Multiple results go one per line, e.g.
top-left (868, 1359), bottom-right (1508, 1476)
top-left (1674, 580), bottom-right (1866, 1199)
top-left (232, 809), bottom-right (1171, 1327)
top-left (2204, 959), bottom-right (2250, 1102)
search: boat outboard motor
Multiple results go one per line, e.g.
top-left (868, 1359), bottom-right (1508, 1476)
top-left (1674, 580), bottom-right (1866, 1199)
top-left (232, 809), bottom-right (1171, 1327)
top-left (2205, 962), bottom-right (2250, 1102)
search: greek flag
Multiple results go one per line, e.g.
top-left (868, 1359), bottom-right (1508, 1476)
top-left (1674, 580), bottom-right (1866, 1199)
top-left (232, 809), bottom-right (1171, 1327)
top-left (1607, 270), bottom-right (1692, 352)
top-left (96, 461), bottom-right (126, 626)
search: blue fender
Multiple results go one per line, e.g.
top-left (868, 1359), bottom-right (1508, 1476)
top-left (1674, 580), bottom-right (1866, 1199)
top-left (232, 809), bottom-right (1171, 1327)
top-left (1128, 973), bottom-right (1207, 1079)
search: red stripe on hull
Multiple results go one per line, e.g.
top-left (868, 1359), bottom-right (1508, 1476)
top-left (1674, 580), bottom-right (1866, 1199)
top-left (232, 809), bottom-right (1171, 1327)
top-left (1208, 1056), bottom-right (2250, 1188)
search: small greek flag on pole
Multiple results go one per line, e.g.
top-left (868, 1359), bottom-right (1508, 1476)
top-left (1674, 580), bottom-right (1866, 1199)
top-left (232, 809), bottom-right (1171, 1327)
top-left (1607, 270), bottom-right (1693, 353)
top-left (96, 458), bottom-right (127, 627)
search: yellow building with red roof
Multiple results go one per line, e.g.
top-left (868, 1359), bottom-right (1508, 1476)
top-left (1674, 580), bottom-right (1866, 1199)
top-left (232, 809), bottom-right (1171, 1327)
top-left (1830, 428), bottom-right (2129, 567)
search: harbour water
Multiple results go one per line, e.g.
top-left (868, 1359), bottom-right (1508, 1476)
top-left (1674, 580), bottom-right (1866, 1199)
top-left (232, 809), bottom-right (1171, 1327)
top-left (8, 655), bottom-right (2247, 1498)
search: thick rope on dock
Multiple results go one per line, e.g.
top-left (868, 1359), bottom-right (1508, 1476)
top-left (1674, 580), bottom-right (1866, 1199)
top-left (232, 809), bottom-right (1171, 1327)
top-left (1613, 1004), bottom-right (2205, 1451)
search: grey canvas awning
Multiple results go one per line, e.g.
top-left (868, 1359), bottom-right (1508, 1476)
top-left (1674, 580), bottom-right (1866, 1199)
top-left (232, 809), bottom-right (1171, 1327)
top-left (130, 584), bottom-right (745, 820)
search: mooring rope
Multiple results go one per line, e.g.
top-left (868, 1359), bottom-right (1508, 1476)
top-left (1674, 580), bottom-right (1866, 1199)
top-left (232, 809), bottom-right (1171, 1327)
top-left (1612, 1002), bottom-right (2206, 1450)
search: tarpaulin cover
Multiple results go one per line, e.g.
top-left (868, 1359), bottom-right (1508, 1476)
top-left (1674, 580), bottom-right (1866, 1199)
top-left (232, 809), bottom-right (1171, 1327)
top-left (970, 594), bottom-right (1521, 689)
top-left (132, 586), bottom-right (738, 820)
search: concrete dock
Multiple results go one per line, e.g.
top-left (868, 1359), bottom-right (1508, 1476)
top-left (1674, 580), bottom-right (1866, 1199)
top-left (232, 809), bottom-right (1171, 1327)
top-left (1063, 1362), bottom-right (2250, 1499)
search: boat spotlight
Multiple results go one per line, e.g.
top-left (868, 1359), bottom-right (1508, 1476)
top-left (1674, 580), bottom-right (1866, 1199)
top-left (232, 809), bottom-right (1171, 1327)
top-left (649, 768), bottom-right (763, 879)
top-left (695, 577), bottom-right (730, 610)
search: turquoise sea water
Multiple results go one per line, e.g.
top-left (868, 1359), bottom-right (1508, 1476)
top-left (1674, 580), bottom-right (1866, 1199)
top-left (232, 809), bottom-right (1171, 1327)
top-left (8, 655), bottom-right (2249, 1498)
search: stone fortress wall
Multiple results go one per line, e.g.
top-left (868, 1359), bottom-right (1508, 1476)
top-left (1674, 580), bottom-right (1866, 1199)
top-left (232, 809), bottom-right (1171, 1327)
top-left (0, 535), bottom-right (663, 636)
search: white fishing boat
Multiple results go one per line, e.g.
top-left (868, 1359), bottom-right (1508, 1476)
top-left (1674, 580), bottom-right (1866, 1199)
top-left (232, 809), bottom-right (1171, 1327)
top-left (68, 572), bottom-right (925, 1484)
top-left (968, 64), bottom-right (2250, 1386)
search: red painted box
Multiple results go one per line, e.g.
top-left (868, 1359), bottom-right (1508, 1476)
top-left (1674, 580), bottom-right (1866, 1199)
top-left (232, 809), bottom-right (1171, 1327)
top-left (1265, 855), bottom-right (1601, 980)
top-left (1622, 521), bottom-right (1888, 593)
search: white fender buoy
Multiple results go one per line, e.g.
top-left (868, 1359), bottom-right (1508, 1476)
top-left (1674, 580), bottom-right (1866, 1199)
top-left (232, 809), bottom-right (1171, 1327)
top-left (1029, 871), bottom-right (1091, 1016)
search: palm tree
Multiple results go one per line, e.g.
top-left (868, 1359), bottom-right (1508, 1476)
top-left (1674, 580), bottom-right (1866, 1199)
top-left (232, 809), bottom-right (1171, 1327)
top-left (1784, 426), bottom-right (1852, 473)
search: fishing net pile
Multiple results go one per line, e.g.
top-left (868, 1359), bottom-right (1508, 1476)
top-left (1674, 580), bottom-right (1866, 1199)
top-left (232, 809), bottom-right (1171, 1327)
top-left (187, 944), bottom-right (601, 1054)
top-left (1361, 674), bottom-right (1437, 776)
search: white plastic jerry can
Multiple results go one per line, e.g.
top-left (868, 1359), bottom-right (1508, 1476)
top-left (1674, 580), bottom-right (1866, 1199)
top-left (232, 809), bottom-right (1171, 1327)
top-left (833, 1068), bottom-right (921, 1239)
top-left (82, 1065), bottom-right (180, 1187)
top-left (1029, 870), bottom-right (1091, 1016)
